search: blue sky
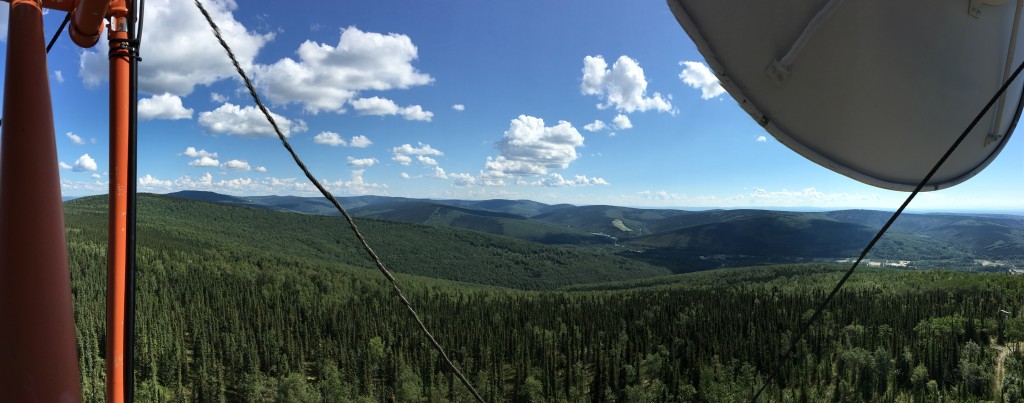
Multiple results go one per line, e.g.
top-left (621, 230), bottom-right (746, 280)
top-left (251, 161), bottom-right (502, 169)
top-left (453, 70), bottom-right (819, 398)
top-left (3, 0), bottom-right (1023, 211)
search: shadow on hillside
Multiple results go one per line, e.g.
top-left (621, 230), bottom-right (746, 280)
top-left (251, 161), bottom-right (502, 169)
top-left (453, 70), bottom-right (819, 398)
top-left (619, 248), bottom-right (810, 274)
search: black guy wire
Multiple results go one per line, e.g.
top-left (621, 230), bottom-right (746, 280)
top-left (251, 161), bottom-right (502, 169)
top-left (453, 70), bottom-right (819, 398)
top-left (124, 0), bottom-right (144, 401)
top-left (750, 58), bottom-right (1024, 402)
top-left (46, 12), bottom-right (71, 53)
top-left (192, 1), bottom-right (487, 401)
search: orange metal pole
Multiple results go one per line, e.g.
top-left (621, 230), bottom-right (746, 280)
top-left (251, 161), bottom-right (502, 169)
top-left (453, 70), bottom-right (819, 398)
top-left (107, 2), bottom-right (129, 401)
top-left (69, 0), bottom-right (109, 48)
top-left (0, 0), bottom-right (84, 401)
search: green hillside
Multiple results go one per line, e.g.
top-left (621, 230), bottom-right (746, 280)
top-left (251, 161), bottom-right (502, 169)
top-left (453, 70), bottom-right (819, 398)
top-left (631, 215), bottom-right (866, 256)
top-left (66, 194), bottom-right (668, 290)
top-left (59, 194), bottom-right (1024, 401)
top-left (630, 215), bottom-right (958, 257)
top-left (349, 200), bottom-right (524, 222)
top-left (63, 217), bottom-right (1024, 402)
top-left (531, 204), bottom-right (690, 237)
top-left (168, 190), bottom-right (298, 213)
top-left (644, 209), bottom-right (784, 233)
top-left (350, 201), bottom-right (613, 245)
top-left (824, 210), bottom-right (1024, 258)
top-left (435, 198), bottom-right (559, 218)
top-left (163, 191), bottom-right (1024, 270)
top-left (621, 215), bottom-right (972, 272)
top-left (899, 219), bottom-right (1024, 257)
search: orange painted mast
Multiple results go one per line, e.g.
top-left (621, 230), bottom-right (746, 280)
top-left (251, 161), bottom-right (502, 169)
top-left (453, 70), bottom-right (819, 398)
top-left (69, 0), bottom-right (110, 48)
top-left (106, 1), bottom-right (131, 402)
top-left (1, 0), bottom-right (141, 400)
top-left (0, 0), bottom-right (83, 400)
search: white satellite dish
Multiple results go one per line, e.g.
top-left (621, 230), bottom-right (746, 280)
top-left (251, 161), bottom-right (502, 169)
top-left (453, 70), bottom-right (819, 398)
top-left (668, 0), bottom-right (1024, 191)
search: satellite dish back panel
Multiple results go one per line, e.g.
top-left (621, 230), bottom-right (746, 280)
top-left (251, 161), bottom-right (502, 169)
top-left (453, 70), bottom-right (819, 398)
top-left (668, 0), bottom-right (1024, 191)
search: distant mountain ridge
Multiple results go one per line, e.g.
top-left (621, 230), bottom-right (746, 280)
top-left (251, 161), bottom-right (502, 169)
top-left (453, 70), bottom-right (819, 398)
top-left (163, 191), bottom-right (1024, 270)
top-left (65, 194), bottom-right (670, 290)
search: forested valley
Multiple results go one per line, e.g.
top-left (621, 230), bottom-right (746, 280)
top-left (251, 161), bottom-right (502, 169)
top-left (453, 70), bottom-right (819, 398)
top-left (64, 195), bottom-right (1024, 401)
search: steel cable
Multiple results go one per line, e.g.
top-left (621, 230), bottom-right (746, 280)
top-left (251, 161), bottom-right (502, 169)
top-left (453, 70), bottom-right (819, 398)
top-left (750, 58), bottom-right (1024, 402)
top-left (192, 1), bottom-right (485, 401)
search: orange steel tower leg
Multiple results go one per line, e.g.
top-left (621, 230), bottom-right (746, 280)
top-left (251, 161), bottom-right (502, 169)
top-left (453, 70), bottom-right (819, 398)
top-left (0, 0), bottom-right (84, 401)
top-left (107, 1), bottom-right (130, 401)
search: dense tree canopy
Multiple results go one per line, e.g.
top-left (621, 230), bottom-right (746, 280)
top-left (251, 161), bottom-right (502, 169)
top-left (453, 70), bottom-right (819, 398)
top-left (63, 195), bottom-right (1024, 401)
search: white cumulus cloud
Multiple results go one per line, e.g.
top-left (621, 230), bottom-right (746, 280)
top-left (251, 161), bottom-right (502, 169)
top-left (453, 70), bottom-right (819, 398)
top-left (66, 132), bottom-right (85, 145)
top-left (416, 155), bottom-right (438, 166)
top-left (534, 173), bottom-right (609, 187)
top-left (219, 177), bottom-right (254, 189)
top-left (73, 154), bottom-right (98, 172)
top-left (638, 190), bottom-right (686, 201)
top-left (452, 104), bottom-right (465, 111)
top-left (392, 142), bottom-right (442, 166)
top-left (181, 147), bottom-right (218, 158)
top-left (451, 172), bottom-right (476, 187)
top-left (255, 166), bottom-right (267, 173)
top-left (80, 0), bottom-right (273, 96)
top-left (679, 61), bottom-right (725, 100)
top-left (350, 96), bottom-right (433, 121)
top-left (313, 132), bottom-right (373, 148)
top-left (59, 161), bottom-right (72, 169)
top-left (139, 93), bottom-right (194, 120)
top-left (487, 115), bottom-right (585, 177)
top-left (479, 175), bottom-right (507, 187)
top-left (54, 70), bottom-right (64, 83)
top-left (253, 26), bottom-right (433, 114)
top-left (222, 159), bottom-right (251, 171)
top-left (484, 156), bottom-right (548, 177)
top-left (756, 135), bottom-right (768, 142)
top-left (392, 143), bottom-right (443, 156)
top-left (138, 174), bottom-right (173, 187)
top-left (612, 114), bottom-right (632, 130)
top-left (176, 172), bottom-right (214, 188)
top-left (349, 135), bottom-right (372, 148)
top-left (347, 157), bottom-right (378, 167)
top-left (198, 103), bottom-right (306, 137)
top-left (320, 169), bottom-right (388, 195)
top-left (189, 156), bottom-right (220, 167)
top-left (718, 187), bottom-right (887, 208)
top-left (583, 120), bottom-right (606, 132)
top-left (393, 154), bottom-right (412, 165)
top-left (581, 55), bottom-right (672, 113)
top-left (313, 131), bottom-right (347, 146)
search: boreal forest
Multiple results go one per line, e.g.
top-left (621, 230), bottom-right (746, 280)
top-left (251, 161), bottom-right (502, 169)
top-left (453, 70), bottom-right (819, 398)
top-left (64, 194), bottom-right (1024, 401)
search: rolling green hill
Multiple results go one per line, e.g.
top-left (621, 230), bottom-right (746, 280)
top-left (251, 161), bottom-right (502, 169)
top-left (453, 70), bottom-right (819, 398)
top-left (629, 215), bottom-right (875, 256)
top-left (66, 194), bottom-right (668, 290)
top-left (823, 210), bottom-right (1024, 257)
top-left (628, 214), bottom-right (960, 257)
top-left (433, 198), bottom-right (561, 218)
top-left (531, 204), bottom-right (690, 236)
top-left (644, 209), bottom-right (781, 233)
top-left (350, 201), bottom-right (613, 245)
top-left (169, 192), bottom-right (567, 219)
top-left (164, 191), bottom-right (1024, 269)
top-left (168, 190), bottom-right (298, 213)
